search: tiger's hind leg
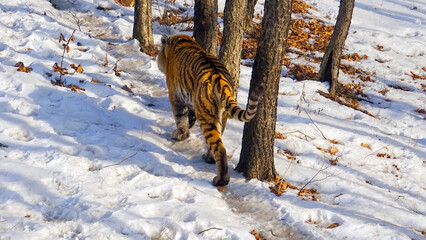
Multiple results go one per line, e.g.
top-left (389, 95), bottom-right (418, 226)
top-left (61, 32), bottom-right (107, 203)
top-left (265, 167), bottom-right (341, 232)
top-left (199, 119), bottom-right (230, 186)
top-left (202, 113), bottom-right (227, 164)
top-left (188, 108), bottom-right (196, 129)
top-left (202, 152), bottom-right (215, 164)
top-left (171, 100), bottom-right (191, 141)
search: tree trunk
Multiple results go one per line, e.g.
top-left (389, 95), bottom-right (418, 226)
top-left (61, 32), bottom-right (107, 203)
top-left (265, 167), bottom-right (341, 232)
top-left (194, 0), bottom-right (218, 55)
top-left (318, 0), bottom-right (355, 96)
top-left (244, 0), bottom-right (257, 34)
top-left (133, 0), bottom-right (154, 53)
top-left (236, 0), bottom-right (292, 181)
top-left (219, 0), bottom-right (247, 95)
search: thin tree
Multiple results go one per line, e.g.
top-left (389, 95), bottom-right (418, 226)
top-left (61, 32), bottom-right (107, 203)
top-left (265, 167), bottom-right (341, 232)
top-left (193, 0), bottom-right (218, 55)
top-left (236, 0), bottom-right (293, 181)
top-left (244, 0), bottom-right (257, 34)
top-left (133, 0), bottom-right (155, 53)
top-left (219, 0), bottom-right (247, 95)
top-left (318, 0), bottom-right (355, 96)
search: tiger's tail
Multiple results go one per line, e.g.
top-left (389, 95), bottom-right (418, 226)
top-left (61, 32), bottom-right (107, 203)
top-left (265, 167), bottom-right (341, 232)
top-left (225, 85), bottom-right (264, 122)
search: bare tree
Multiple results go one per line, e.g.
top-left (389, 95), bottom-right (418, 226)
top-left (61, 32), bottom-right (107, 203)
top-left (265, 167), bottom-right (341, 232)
top-left (133, 0), bottom-right (154, 53)
top-left (193, 0), bottom-right (218, 55)
top-left (236, 0), bottom-right (293, 181)
top-left (318, 0), bottom-right (355, 95)
top-left (219, 0), bottom-right (247, 95)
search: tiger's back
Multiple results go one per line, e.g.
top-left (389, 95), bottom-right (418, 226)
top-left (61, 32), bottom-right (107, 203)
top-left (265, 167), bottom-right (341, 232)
top-left (157, 34), bottom-right (263, 186)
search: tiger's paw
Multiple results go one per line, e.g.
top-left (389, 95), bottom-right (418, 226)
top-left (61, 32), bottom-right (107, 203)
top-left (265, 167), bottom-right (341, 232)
top-left (202, 152), bottom-right (215, 164)
top-left (213, 174), bottom-right (230, 186)
top-left (172, 129), bottom-right (189, 141)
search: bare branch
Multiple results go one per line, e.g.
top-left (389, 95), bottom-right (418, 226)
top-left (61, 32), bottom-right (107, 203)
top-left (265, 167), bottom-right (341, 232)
top-left (198, 227), bottom-right (223, 235)
top-left (103, 144), bottom-right (144, 168)
top-left (69, 12), bottom-right (83, 32)
top-left (363, 144), bottom-right (390, 160)
top-left (304, 109), bottom-right (329, 141)
top-left (299, 154), bottom-right (335, 193)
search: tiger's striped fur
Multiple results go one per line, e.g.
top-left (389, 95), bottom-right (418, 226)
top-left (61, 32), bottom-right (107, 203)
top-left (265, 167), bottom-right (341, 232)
top-left (157, 34), bottom-right (263, 186)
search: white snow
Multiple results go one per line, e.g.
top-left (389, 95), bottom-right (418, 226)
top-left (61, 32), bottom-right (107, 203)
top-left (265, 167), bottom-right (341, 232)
top-left (0, 0), bottom-right (425, 239)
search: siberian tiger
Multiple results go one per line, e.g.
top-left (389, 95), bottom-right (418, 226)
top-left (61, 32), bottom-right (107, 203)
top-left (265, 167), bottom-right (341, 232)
top-left (157, 34), bottom-right (263, 186)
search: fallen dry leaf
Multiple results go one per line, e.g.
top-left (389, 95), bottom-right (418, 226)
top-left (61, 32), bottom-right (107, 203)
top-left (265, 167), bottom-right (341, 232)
top-left (277, 149), bottom-right (297, 160)
top-left (361, 143), bottom-right (371, 150)
top-left (377, 153), bottom-right (391, 158)
top-left (379, 88), bottom-right (389, 95)
top-left (104, 53), bottom-right (109, 67)
top-left (53, 62), bottom-right (67, 75)
top-left (406, 71), bottom-right (426, 80)
top-left (329, 157), bottom-right (338, 165)
top-left (330, 146), bottom-right (338, 155)
top-left (275, 132), bottom-right (287, 140)
top-left (415, 109), bottom-right (426, 115)
top-left (325, 222), bottom-right (340, 229)
top-left (70, 63), bottom-right (84, 73)
top-left (59, 33), bottom-right (66, 42)
top-left (250, 229), bottom-right (265, 240)
top-left (298, 188), bottom-right (320, 201)
top-left (217, 186), bottom-right (227, 192)
top-left (15, 62), bottom-right (32, 73)
top-left (269, 176), bottom-right (298, 196)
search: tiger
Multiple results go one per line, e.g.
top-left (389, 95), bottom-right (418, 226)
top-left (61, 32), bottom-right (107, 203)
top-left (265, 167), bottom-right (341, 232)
top-left (157, 34), bottom-right (263, 186)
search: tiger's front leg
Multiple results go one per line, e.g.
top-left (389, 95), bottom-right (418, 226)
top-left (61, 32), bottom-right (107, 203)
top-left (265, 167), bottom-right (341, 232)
top-left (171, 100), bottom-right (191, 141)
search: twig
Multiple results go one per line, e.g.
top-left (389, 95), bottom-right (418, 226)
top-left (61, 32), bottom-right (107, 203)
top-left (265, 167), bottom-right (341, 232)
top-left (363, 145), bottom-right (390, 160)
top-left (282, 130), bottom-right (314, 140)
top-left (294, 86), bottom-right (336, 194)
top-left (281, 150), bottom-right (296, 179)
top-left (354, 214), bottom-right (403, 228)
top-left (193, 187), bottom-right (222, 200)
top-left (299, 156), bottom-right (334, 192)
top-left (57, 30), bottom-right (76, 85)
top-left (317, 90), bottom-right (375, 117)
top-left (69, 12), bottom-right (83, 32)
top-left (299, 160), bottom-right (325, 191)
top-left (304, 109), bottom-right (329, 141)
top-left (296, 82), bottom-right (306, 115)
top-left (198, 227), bottom-right (223, 235)
top-left (103, 144), bottom-right (144, 168)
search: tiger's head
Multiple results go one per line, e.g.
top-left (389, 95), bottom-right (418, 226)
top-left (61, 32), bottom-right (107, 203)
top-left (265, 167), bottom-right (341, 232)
top-left (156, 34), bottom-right (168, 74)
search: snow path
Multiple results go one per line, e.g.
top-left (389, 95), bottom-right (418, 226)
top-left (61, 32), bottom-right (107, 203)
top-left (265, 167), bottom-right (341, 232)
top-left (0, 0), bottom-right (425, 239)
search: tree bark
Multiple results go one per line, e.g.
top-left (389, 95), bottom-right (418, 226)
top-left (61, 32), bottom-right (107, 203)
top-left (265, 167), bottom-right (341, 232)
top-left (219, 0), bottom-right (247, 95)
top-left (318, 0), bottom-right (355, 96)
top-left (236, 0), bottom-right (292, 181)
top-left (244, 0), bottom-right (257, 34)
top-left (194, 0), bottom-right (218, 55)
top-left (133, 0), bottom-right (154, 53)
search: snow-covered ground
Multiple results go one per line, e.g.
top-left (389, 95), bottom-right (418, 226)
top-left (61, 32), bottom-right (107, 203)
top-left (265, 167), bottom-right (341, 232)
top-left (0, 0), bottom-right (425, 239)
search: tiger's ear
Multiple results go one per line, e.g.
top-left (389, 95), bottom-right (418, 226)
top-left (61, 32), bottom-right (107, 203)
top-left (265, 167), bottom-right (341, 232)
top-left (157, 35), bottom-right (168, 74)
top-left (161, 35), bottom-right (168, 45)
